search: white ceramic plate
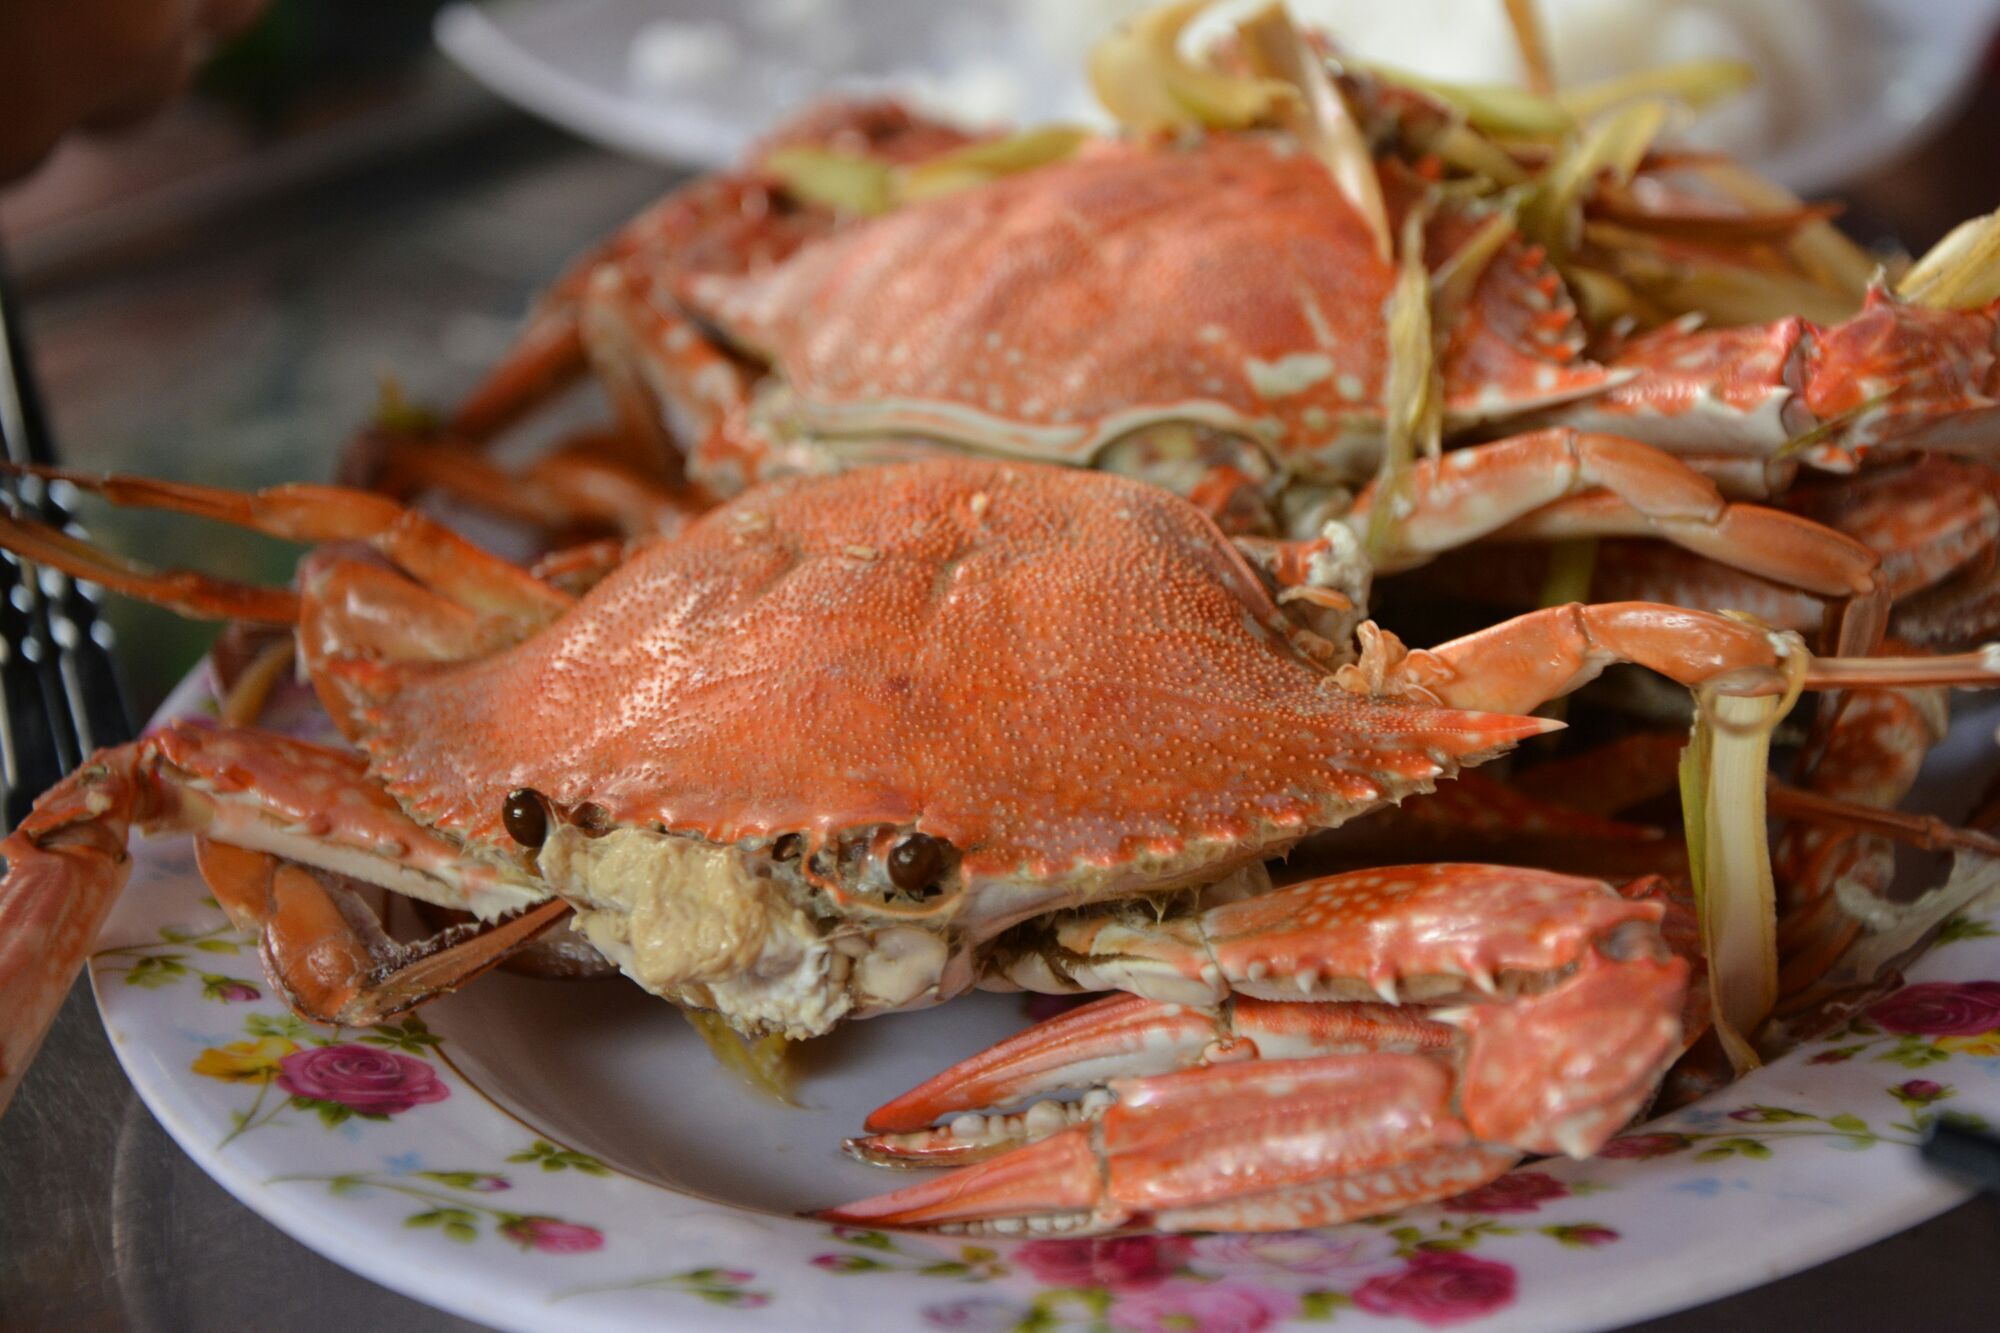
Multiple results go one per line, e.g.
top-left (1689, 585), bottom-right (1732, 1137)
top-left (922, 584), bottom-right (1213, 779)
top-left (434, 0), bottom-right (2000, 193)
top-left (89, 664), bottom-right (2000, 1331)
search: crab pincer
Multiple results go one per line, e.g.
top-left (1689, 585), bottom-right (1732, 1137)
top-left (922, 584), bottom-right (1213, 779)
top-left (830, 864), bottom-right (1686, 1234)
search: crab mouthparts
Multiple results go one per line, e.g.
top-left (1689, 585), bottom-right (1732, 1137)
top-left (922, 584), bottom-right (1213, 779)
top-left (537, 824), bottom-right (952, 1038)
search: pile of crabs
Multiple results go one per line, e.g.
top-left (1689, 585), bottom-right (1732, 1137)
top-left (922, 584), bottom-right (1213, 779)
top-left (7, 1), bottom-right (2000, 1236)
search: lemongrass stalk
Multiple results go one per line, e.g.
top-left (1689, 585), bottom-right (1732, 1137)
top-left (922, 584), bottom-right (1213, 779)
top-left (893, 126), bottom-right (1089, 204)
top-left (682, 1008), bottom-right (796, 1104)
top-left (1696, 159), bottom-right (1877, 301)
top-left (1237, 3), bottom-right (1390, 260)
top-left (1349, 59), bottom-right (1573, 138)
top-left (1522, 99), bottom-right (1669, 260)
top-left (1557, 58), bottom-right (1757, 121)
top-left (762, 147), bottom-right (893, 216)
top-left (1679, 640), bottom-right (1806, 1073)
top-left (1089, 0), bottom-right (1293, 132)
top-left (1369, 206), bottom-right (1443, 561)
top-left (1502, 0), bottom-right (1555, 96)
top-left (1898, 209), bottom-right (2000, 311)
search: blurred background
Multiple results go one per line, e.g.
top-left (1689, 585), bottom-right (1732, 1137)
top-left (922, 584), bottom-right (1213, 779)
top-left (3, 0), bottom-right (1999, 723)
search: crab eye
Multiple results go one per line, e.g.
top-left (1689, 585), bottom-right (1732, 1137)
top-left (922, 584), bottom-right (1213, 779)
top-left (772, 833), bottom-right (803, 862)
top-left (887, 832), bottom-right (952, 894)
top-left (502, 788), bottom-right (550, 848)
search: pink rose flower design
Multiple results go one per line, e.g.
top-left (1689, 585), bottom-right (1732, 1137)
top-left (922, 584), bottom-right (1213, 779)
top-left (1189, 1230), bottom-right (1396, 1276)
top-left (1867, 981), bottom-right (2000, 1036)
top-left (216, 981), bottom-right (260, 1002)
top-left (1110, 1278), bottom-right (1293, 1333)
top-left (1353, 1252), bottom-right (1518, 1327)
top-left (498, 1215), bottom-right (604, 1254)
top-left (1016, 1235), bottom-right (1194, 1290)
top-left (1442, 1170), bottom-right (1568, 1214)
top-left (1891, 1079), bottom-right (1952, 1107)
top-left (1597, 1132), bottom-right (1692, 1160)
top-left (275, 1044), bottom-right (449, 1116)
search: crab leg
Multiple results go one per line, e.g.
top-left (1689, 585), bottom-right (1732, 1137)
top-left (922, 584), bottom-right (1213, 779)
top-left (1356, 429), bottom-right (1878, 595)
top-left (4, 463), bottom-right (570, 625)
top-left (1341, 428), bottom-right (1885, 654)
top-left (351, 431), bottom-right (704, 539)
top-left (830, 865), bottom-right (1685, 1233)
top-left (194, 840), bottom-right (564, 1024)
top-left (1400, 601), bottom-right (2000, 716)
top-left (1546, 290), bottom-right (2000, 471)
top-left (0, 722), bottom-right (549, 1116)
top-left (448, 172), bottom-right (823, 446)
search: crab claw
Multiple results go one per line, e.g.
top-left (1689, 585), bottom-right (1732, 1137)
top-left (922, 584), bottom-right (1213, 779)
top-left (852, 995), bottom-right (1452, 1164)
top-left (1558, 289), bottom-right (2000, 472)
top-left (826, 1054), bottom-right (1520, 1234)
top-left (832, 864), bottom-right (1688, 1233)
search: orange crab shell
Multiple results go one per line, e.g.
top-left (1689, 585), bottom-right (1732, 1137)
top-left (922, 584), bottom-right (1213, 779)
top-left (348, 461), bottom-right (1549, 889)
top-left (685, 134), bottom-right (1615, 470)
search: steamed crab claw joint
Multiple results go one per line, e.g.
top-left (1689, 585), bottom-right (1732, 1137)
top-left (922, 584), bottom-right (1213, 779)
top-left (828, 865), bottom-right (1688, 1234)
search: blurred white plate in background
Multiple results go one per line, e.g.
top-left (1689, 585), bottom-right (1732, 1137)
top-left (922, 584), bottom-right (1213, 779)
top-left (436, 0), bottom-right (2000, 193)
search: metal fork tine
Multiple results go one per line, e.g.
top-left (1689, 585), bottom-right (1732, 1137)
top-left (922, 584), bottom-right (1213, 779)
top-left (0, 255), bottom-right (129, 827)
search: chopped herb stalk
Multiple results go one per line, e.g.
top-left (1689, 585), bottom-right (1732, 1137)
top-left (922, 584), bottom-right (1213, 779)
top-left (1695, 160), bottom-right (1877, 302)
top-left (762, 147), bottom-right (893, 216)
top-left (1088, 0), bottom-right (1294, 132)
top-left (1679, 640), bottom-right (1806, 1073)
top-left (1430, 205), bottom-right (1519, 324)
top-left (894, 126), bottom-right (1088, 203)
top-left (682, 1008), bottom-right (796, 1103)
top-left (1237, 3), bottom-right (1389, 260)
top-left (1426, 123), bottom-right (1532, 187)
top-left (1523, 99), bottom-right (1669, 261)
top-left (1556, 59), bottom-right (1757, 121)
top-left (1897, 209), bottom-right (2000, 311)
top-left (1369, 205), bottom-right (1442, 562)
top-left (1502, 0), bottom-right (1555, 97)
top-left (1349, 59), bottom-right (1574, 139)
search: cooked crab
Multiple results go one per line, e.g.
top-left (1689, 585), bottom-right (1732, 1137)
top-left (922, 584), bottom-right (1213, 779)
top-left (3, 456), bottom-right (1991, 1230)
top-left (352, 5), bottom-right (2000, 693)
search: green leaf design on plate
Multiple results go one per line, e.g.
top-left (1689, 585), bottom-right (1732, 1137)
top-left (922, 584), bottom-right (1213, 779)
top-left (1299, 1289), bottom-right (1354, 1319)
top-left (1937, 914), bottom-right (1998, 944)
top-left (124, 955), bottom-right (188, 987)
top-left (506, 1139), bottom-right (610, 1175)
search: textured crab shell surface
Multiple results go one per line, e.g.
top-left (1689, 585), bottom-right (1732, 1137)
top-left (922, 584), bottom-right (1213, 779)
top-left (687, 135), bottom-right (1612, 473)
top-left (355, 461), bottom-right (1543, 939)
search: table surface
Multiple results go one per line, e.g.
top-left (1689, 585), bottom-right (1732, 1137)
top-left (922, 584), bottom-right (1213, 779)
top-left (4, 68), bottom-right (2000, 1333)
